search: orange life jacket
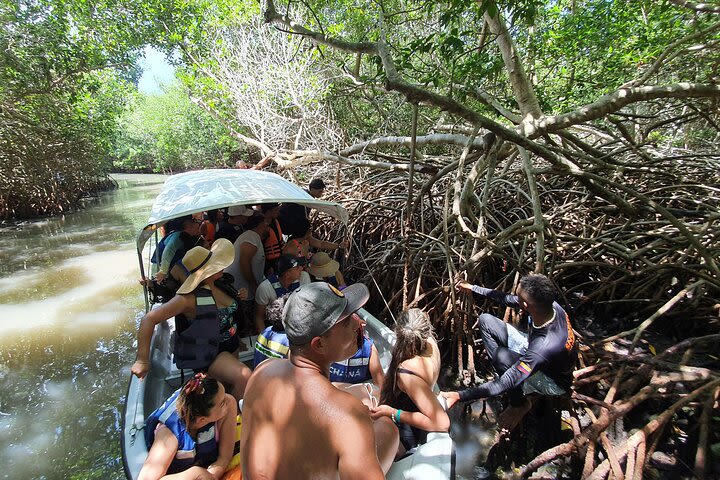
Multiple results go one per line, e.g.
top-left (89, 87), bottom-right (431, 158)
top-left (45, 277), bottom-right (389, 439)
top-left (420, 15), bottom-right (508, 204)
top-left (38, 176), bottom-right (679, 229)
top-left (263, 219), bottom-right (284, 261)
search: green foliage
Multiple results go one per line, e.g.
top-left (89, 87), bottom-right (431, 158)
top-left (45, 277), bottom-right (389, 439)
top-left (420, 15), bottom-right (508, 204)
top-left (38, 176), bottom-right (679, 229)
top-left (0, 0), bottom-right (215, 218)
top-left (113, 83), bottom-right (240, 173)
top-left (289, 0), bottom-right (718, 124)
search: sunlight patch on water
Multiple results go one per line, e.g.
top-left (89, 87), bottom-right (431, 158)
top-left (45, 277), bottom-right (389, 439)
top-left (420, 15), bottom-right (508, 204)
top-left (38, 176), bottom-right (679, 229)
top-left (0, 249), bottom-right (141, 339)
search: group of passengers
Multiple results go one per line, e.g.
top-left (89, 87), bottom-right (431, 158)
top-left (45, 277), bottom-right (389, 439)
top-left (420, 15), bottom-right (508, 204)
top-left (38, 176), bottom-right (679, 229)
top-left (131, 178), bottom-right (577, 480)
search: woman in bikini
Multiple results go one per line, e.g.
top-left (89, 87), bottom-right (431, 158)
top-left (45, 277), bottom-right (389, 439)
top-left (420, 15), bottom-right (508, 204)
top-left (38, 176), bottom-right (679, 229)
top-left (370, 308), bottom-right (449, 456)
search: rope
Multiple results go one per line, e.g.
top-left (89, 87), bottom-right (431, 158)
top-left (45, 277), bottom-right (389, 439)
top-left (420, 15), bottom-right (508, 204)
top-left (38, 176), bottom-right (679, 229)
top-left (349, 236), bottom-right (397, 324)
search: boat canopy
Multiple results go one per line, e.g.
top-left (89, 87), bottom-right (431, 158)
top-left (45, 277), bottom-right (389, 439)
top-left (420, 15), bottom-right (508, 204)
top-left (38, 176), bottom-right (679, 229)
top-left (136, 169), bottom-right (348, 252)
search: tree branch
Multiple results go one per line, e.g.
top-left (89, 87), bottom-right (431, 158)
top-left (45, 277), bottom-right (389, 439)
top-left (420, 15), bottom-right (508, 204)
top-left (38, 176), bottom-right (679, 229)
top-left (669, 0), bottom-right (720, 14)
top-left (264, 0), bottom-right (378, 54)
top-left (483, 2), bottom-right (542, 119)
top-left (523, 83), bottom-right (720, 137)
top-left (339, 133), bottom-right (487, 156)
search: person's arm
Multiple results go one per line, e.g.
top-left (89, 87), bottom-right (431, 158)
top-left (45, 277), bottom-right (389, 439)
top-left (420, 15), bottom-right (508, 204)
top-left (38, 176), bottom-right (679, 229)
top-left (207, 393), bottom-right (238, 479)
top-left (368, 344), bottom-right (385, 390)
top-left (336, 402), bottom-right (386, 480)
top-left (371, 372), bottom-right (449, 433)
top-left (131, 295), bottom-right (192, 378)
top-left (455, 349), bottom-right (546, 402)
top-left (238, 242), bottom-right (259, 293)
top-left (335, 270), bottom-right (347, 289)
top-left (254, 303), bottom-right (267, 335)
top-left (138, 425), bottom-right (215, 480)
top-left (308, 235), bottom-right (348, 251)
top-left (137, 425), bottom-right (177, 480)
top-left (457, 281), bottom-right (520, 308)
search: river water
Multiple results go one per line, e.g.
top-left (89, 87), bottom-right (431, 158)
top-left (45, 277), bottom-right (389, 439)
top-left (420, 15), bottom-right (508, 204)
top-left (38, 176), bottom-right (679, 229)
top-left (0, 174), bottom-right (165, 480)
top-left (0, 173), bottom-right (496, 479)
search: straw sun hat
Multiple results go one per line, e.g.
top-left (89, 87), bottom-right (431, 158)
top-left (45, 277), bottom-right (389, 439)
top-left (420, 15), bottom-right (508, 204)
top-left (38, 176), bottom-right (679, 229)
top-left (177, 238), bottom-right (234, 294)
top-left (307, 252), bottom-right (340, 279)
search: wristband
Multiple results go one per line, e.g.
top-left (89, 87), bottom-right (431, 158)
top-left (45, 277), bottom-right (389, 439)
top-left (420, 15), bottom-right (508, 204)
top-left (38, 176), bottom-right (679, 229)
top-left (394, 409), bottom-right (403, 424)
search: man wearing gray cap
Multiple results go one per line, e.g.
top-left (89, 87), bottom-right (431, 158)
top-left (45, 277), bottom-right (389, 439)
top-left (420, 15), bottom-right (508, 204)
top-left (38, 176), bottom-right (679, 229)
top-left (241, 282), bottom-right (399, 480)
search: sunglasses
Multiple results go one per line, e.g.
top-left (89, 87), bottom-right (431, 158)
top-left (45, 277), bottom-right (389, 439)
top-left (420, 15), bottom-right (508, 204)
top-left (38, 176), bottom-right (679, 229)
top-left (345, 382), bottom-right (378, 409)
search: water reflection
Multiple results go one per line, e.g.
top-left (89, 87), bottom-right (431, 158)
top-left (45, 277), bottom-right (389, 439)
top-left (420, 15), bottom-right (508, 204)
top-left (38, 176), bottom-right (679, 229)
top-left (0, 174), bottom-right (164, 479)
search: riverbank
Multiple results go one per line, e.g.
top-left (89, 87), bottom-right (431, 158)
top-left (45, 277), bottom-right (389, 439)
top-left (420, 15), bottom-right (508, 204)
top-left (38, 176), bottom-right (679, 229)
top-left (0, 173), bottom-right (119, 221)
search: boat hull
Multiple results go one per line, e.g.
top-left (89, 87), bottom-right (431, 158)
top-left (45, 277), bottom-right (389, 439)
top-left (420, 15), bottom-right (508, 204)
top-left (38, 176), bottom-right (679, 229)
top-left (121, 308), bottom-right (454, 479)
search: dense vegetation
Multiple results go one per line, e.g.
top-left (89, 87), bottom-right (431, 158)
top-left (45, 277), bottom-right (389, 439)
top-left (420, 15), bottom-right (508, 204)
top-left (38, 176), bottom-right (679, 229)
top-left (0, 0), bottom-right (240, 219)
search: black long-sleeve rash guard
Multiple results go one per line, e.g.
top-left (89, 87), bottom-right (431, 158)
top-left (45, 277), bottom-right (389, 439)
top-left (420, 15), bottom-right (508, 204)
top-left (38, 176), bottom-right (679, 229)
top-left (458, 286), bottom-right (577, 402)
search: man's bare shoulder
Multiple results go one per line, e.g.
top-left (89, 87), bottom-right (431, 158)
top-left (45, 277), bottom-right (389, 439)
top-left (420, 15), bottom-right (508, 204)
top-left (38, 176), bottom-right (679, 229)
top-left (320, 385), bottom-right (372, 428)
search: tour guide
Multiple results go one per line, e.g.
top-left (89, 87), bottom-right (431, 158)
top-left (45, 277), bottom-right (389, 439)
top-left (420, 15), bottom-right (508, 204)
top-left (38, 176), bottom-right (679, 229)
top-left (441, 274), bottom-right (577, 429)
top-left (240, 282), bottom-right (399, 479)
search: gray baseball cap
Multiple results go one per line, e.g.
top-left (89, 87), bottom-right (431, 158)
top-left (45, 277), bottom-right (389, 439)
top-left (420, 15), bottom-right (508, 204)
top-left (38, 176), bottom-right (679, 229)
top-left (282, 282), bottom-right (370, 346)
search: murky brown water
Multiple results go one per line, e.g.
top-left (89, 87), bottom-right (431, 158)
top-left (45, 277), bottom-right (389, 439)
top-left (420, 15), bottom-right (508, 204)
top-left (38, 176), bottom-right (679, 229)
top-left (0, 174), bottom-right (165, 479)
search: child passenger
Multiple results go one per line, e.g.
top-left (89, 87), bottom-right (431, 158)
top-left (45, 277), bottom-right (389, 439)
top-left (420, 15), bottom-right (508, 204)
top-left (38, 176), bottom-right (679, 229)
top-left (140, 373), bottom-right (237, 480)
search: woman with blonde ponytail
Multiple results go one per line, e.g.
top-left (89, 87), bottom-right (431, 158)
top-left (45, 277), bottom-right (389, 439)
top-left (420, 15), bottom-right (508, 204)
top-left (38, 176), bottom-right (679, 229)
top-left (370, 309), bottom-right (449, 456)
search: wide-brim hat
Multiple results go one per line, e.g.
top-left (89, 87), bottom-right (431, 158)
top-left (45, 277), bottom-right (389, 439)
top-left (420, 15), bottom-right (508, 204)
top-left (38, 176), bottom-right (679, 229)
top-left (177, 238), bottom-right (234, 294)
top-left (307, 251), bottom-right (340, 278)
top-left (282, 282), bottom-right (369, 346)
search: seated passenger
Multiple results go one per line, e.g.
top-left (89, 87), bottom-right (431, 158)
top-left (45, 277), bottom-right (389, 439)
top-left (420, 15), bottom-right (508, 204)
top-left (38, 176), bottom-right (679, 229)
top-left (307, 251), bottom-right (347, 290)
top-left (224, 213), bottom-right (269, 331)
top-left (240, 282), bottom-right (399, 478)
top-left (253, 254), bottom-right (310, 334)
top-left (216, 205), bottom-right (254, 244)
top-left (151, 216), bottom-right (204, 285)
top-left (131, 239), bottom-right (252, 402)
top-left (260, 203), bottom-right (284, 275)
top-left (282, 218), bottom-right (347, 263)
top-left (329, 313), bottom-right (384, 388)
top-left (253, 295), bottom-right (290, 367)
top-left (140, 373), bottom-right (237, 480)
top-left (370, 308), bottom-right (449, 456)
top-left (281, 219), bottom-right (313, 261)
top-left (200, 209), bottom-right (220, 244)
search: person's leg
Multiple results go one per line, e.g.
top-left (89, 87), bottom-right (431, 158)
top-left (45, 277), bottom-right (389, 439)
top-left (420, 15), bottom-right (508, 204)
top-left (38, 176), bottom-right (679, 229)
top-left (478, 314), bottom-right (530, 407)
top-left (477, 313), bottom-right (508, 363)
top-left (208, 352), bottom-right (252, 402)
top-left (373, 416), bottom-right (400, 474)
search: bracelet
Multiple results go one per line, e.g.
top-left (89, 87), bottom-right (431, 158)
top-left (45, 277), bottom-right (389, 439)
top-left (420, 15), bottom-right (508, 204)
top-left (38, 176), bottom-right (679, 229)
top-left (394, 409), bottom-right (403, 424)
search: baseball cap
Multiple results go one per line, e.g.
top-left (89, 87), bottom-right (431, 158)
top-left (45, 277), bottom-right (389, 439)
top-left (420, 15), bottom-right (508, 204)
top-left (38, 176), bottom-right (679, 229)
top-left (227, 205), bottom-right (254, 217)
top-left (277, 254), bottom-right (307, 275)
top-left (282, 282), bottom-right (369, 346)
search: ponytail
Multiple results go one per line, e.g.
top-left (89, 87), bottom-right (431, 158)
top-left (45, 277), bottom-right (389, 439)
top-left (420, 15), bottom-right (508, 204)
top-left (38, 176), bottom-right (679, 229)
top-left (176, 373), bottom-right (220, 435)
top-left (379, 308), bottom-right (434, 406)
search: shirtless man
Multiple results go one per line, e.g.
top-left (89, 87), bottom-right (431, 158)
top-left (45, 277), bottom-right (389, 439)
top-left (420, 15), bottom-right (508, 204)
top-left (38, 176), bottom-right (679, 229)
top-left (240, 282), bottom-right (399, 480)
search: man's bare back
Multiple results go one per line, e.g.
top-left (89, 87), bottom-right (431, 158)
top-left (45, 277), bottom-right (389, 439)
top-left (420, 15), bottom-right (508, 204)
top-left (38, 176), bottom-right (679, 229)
top-left (241, 282), bottom-right (398, 479)
top-left (241, 358), bottom-right (384, 480)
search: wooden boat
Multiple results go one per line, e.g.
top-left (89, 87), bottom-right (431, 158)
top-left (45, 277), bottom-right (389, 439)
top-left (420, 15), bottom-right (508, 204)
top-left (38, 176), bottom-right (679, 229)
top-left (121, 169), bottom-right (455, 479)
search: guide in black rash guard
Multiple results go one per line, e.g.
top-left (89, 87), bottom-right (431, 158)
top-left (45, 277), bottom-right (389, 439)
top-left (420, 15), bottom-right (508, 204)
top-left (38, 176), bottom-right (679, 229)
top-left (454, 280), bottom-right (577, 404)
